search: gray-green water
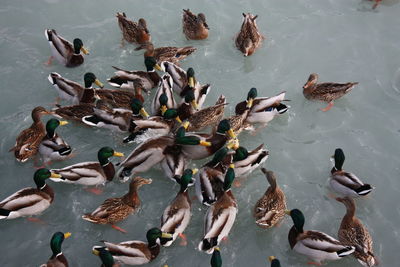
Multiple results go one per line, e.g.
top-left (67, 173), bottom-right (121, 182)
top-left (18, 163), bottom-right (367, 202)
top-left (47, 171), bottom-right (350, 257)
top-left (1, 0), bottom-right (400, 266)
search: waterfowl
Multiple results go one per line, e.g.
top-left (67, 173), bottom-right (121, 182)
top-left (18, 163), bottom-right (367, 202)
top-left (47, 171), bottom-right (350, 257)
top-left (0, 168), bottom-right (61, 220)
top-left (45, 29), bottom-right (89, 67)
top-left (211, 247), bottom-right (222, 267)
top-left (116, 12), bottom-right (151, 46)
top-left (93, 227), bottom-right (172, 265)
top-left (286, 209), bottom-right (355, 265)
top-left (254, 168), bottom-right (286, 228)
top-left (50, 147), bottom-right (124, 186)
top-left (40, 232), bottom-right (71, 267)
top-left (303, 73), bottom-right (358, 111)
top-left (330, 148), bottom-right (373, 197)
top-left (371, 0), bottom-right (382, 9)
top-left (158, 61), bottom-right (187, 94)
top-left (151, 76), bottom-right (177, 116)
top-left (199, 167), bottom-right (237, 254)
top-left (180, 68), bottom-right (210, 109)
top-left (336, 197), bottom-right (378, 267)
top-left (92, 247), bottom-right (120, 267)
top-left (235, 13), bottom-right (263, 56)
top-left (38, 118), bottom-right (71, 164)
top-left (269, 256), bottom-right (281, 267)
top-left (135, 42), bottom-right (196, 65)
top-left (225, 145), bottom-right (269, 178)
top-left (195, 161), bottom-right (225, 206)
top-left (52, 103), bottom-right (96, 123)
top-left (10, 106), bottom-right (51, 163)
top-left (182, 9), bottom-right (209, 40)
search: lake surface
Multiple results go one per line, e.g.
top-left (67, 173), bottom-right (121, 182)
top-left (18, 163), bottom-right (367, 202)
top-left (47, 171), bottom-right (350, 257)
top-left (1, 0), bottom-right (400, 266)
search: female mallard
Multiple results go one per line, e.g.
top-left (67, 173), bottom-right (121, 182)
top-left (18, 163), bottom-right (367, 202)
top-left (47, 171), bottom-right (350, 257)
top-left (38, 118), bottom-right (71, 164)
top-left (330, 148), bottom-right (373, 197)
top-left (135, 42), bottom-right (196, 65)
top-left (40, 232), bottom-right (71, 267)
top-left (52, 103), bottom-right (96, 123)
top-left (50, 147), bottom-right (124, 186)
top-left (44, 29), bottom-right (89, 67)
top-left (151, 76), bottom-right (177, 116)
top-left (254, 169), bottom-right (286, 228)
top-left (303, 73), bottom-right (358, 111)
top-left (199, 167), bottom-right (237, 254)
top-left (0, 168), bottom-right (61, 219)
top-left (269, 256), bottom-right (281, 267)
top-left (182, 9), bottom-right (209, 40)
top-left (93, 227), bottom-right (172, 266)
top-left (286, 209), bottom-right (355, 265)
top-left (92, 247), bottom-right (119, 267)
top-left (235, 13), bottom-right (263, 56)
top-left (10, 106), bottom-right (52, 162)
top-left (336, 197), bottom-right (378, 267)
top-left (211, 247), bottom-right (222, 267)
top-left (160, 169), bottom-right (196, 246)
top-left (82, 177), bottom-right (152, 232)
top-left (116, 12), bottom-right (151, 46)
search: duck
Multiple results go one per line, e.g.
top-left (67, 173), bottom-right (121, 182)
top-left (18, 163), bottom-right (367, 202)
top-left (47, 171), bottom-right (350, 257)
top-left (330, 148), bottom-right (373, 197)
top-left (179, 68), bottom-right (210, 109)
top-left (50, 147), bottom-right (124, 186)
top-left (82, 177), bottom-right (152, 232)
top-left (44, 29), bottom-right (89, 67)
top-left (199, 166), bottom-right (238, 254)
top-left (116, 12), bottom-right (151, 46)
top-left (160, 169), bottom-right (196, 246)
top-left (269, 256), bottom-right (281, 267)
top-left (52, 103), bottom-right (97, 123)
top-left (182, 9), bottom-right (209, 40)
top-left (371, 0), bottom-right (382, 9)
top-left (286, 208), bottom-right (355, 265)
top-left (254, 168), bottom-right (286, 228)
top-left (0, 168), bottom-right (61, 219)
top-left (158, 61), bottom-right (187, 94)
top-left (135, 42), bottom-right (196, 65)
top-left (336, 197), bottom-right (378, 267)
top-left (40, 232), bottom-right (71, 267)
top-left (93, 227), bottom-right (172, 266)
top-left (151, 75), bottom-right (177, 116)
top-left (92, 247), bottom-right (120, 267)
top-left (9, 106), bottom-right (52, 162)
top-left (235, 13), bottom-right (264, 56)
top-left (303, 73), bottom-right (358, 111)
top-left (38, 118), bottom-right (72, 164)
top-left (211, 247), bottom-right (222, 267)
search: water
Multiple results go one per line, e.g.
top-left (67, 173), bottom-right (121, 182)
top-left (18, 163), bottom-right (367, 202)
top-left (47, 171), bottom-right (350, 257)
top-left (1, 0), bottom-right (400, 266)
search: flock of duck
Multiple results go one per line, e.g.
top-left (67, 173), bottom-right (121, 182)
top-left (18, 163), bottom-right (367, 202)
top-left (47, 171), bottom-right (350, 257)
top-left (1, 7), bottom-right (379, 267)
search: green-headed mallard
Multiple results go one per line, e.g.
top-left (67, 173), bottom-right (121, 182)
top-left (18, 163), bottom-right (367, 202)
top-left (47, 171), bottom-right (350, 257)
top-left (116, 13), bottom-right (151, 46)
top-left (224, 145), bottom-right (269, 177)
top-left (235, 13), bottom-right (263, 56)
top-left (135, 42), bottom-right (196, 65)
top-left (286, 209), bottom-right (355, 265)
top-left (40, 232), bottom-right (71, 267)
top-left (254, 169), bottom-right (286, 228)
top-left (45, 29), bottom-right (89, 67)
top-left (336, 197), bottom-right (378, 267)
top-left (151, 76), bottom-right (177, 116)
top-left (182, 9), bottom-right (209, 40)
top-left (211, 247), bottom-right (222, 267)
top-left (0, 168), bottom-right (61, 219)
top-left (269, 256), bottom-right (281, 267)
top-left (303, 73), bottom-right (358, 111)
top-left (92, 247), bottom-right (120, 267)
top-left (330, 148), bottom-right (373, 197)
top-left (93, 227), bottom-right (172, 265)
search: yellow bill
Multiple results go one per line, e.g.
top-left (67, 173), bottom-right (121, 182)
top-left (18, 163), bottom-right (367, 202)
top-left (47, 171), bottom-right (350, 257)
top-left (92, 248), bottom-right (100, 256)
top-left (246, 98), bottom-right (254, 108)
top-left (229, 163), bottom-right (235, 169)
top-left (181, 121), bottom-right (190, 129)
top-left (227, 129), bottom-right (236, 139)
top-left (160, 105), bottom-right (168, 115)
top-left (113, 151), bottom-right (124, 157)
top-left (155, 64), bottom-right (162, 71)
top-left (191, 100), bottom-right (199, 110)
top-left (140, 108), bottom-right (149, 118)
top-left (50, 172), bottom-right (62, 179)
top-left (175, 116), bottom-right (183, 124)
top-left (192, 168), bottom-right (199, 175)
top-left (80, 46), bottom-right (90, 55)
top-left (188, 77), bottom-right (195, 88)
top-left (161, 232), bottom-right (173, 239)
top-left (268, 256), bottom-right (276, 262)
top-left (94, 79), bottom-right (104, 88)
top-left (285, 210), bottom-right (291, 215)
top-left (59, 121), bottom-right (68, 126)
top-left (64, 232), bottom-right (72, 239)
top-left (200, 140), bottom-right (212, 147)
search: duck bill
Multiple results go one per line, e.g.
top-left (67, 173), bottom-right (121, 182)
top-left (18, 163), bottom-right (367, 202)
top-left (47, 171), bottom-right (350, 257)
top-left (64, 232), bottom-right (72, 239)
top-left (161, 232), bottom-right (173, 239)
top-left (175, 116), bottom-right (183, 124)
top-left (188, 77), bottom-right (195, 88)
top-left (113, 151), bottom-right (124, 157)
top-left (92, 248), bottom-right (100, 256)
top-left (160, 105), bottom-right (168, 115)
top-left (94, 79), bottom-right (104, 88)
top-left (284, 210), bottom-right (291, 215)
top-left (154, 64), bottom-right (162, 71)
top-left (226, 138), bottom-right (239, 150)
top-left (50, 172), bottom-right (62, 179)
top-left (229, 163), bottom-right (235, 169)
top-left (191, 100), bottom-right (199, 110)
top-left (192, 168), bottom-right (199, 175)
top-left (246, 98), bottom-right (254, 108)
top-left (199, 140), bottom-right (212, 147)
top-left (268, 256), bottom-right (276, 262)
top-left (80, 46), bottom-right (90, 55)
top-left (227, 129), bottom-right (237, 139)
top-left (139, 108), bottom-right (149, 118)
top-left (59, 121), bottom-right (68, 126)
top-left (181, 121), bottom-right (190, 129)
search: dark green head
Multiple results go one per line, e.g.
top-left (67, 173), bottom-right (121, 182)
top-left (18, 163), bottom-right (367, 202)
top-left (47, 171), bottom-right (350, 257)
top-left (269, 256), bottom-right (281, 267)
top-left (287, 209), bottom-right (305, 233)
top-left (50, 232), bottom-right (71, 256)
top-left (73, 38), bottom-right (83, 54)
top-left (333, 148), bottom-right (345, 171)
top-left (97, 147), bottom-right (124, 166)
top-left (159, 93), bottom-right (168, 106)
top-left (223, 167), bottom-right (235, 191)
top-left (93, 247), bottom-right (114, 267)
top-left (176, 126), bottom-right (186, 138)
top-left (184, 90), bottom-right (195, 103)
top-left (144, 56), bottom-right (159, 72)
top-left (233, 147), bottom-right (248, 162)
top-left (84, 72), bottom-right (96, 88)
top-left (34, 168), bottom-right (56, 188)
top-left (208, 147), bottom-right (229, 166)
top-left (46, 118), bottom-right (68, 138)
top-left (175, 136), bottom-right (207, 146)
top-left (180, 169), bottom-right (196, 192)
top-left (247, 87), bottom-right (258, 100)
top-left (130, 98), bottom-right (147, 116)
top-left (146, 228), bottom-right (172, 247)
top-left (211, 247), bottom-right (222, 267)
top-left (186, 68), bottom-right (195, 78)
top-left (163, 108), bottom-right (179, 119)
top-left (216, 120), bottom-right (236, 139)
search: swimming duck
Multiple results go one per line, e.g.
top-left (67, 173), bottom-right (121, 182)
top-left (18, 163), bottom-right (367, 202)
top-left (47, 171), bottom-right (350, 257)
top-left (0, 168), bottom-right (61, 219)
top-left (330, 148), bottom-right (373, 197)
top-left (135, 42), bottom-right (196, 65)
top-left (158, 61), bottom-right (187, 94)
top-left (211, 247), bottom-right (222, 267)
top-left (52, 103), bottom-right (96, 123)
top-left (235, 13), bottom-right (263, 56)
top-left (45, 29), bottom-right (89, 67)
top-left (92, 247), bottom-right (119, 267)
top-left (254, 168), bottom-right (286, 228)
top-left (10, 106), bottom-right (52, 163)
top-left (336, 197), bottom-right (378, 267)
top-left (50, 147), bottom-right (124, 186)
top-left (151, 76), bottom-right (177, 116)
top-left (93, 227), bottom-right (172, 266)
top-left (40, 232), bottom-right (71, 267)
top-left (38, 118), bottom-right (71, 164)
top-left (286, 208), bottom-right (355, 265)
top-left (182, 9), bottom-right (209, 40)
top-left (269, 256), bottom-right (281, 267)
top-left (199, 167), bottom-right (237, 254)
top-left (116, 12), bottom-right (151, 46)
top-left (303, 73), bottom-right (358, 111)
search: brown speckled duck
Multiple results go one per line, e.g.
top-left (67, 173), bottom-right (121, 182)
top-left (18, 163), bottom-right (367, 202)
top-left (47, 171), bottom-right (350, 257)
top-left (182, 9), bottom-right (209, 40)
top-left (235, 13), bottom-right (264, 56)
top-left (135, 42), bottom-right (196, 65)
top-left (116, 12), bottom-right (151, 46)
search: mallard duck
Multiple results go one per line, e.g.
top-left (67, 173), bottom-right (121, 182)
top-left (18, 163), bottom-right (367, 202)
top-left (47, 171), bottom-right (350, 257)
top-left (160, 169), bottom-right (196, 246)
top-left (254, 168), bottom-right (286, 228)
top-left (52, 103), bottom-right (96, 123)
top-left (269, 256), bottom-right (281, 267)
top-left (9, 106), bottom-right (52, 162)
top-left (38, 118), bottom-right (71, 164)
top-left (224, 145), bottom-right (269, 177)
top-left (135, 42), bottom-right (196, 65)
top-left (151, 75), bottom-right (177, 116)
top-left (40, 232), bottom-right (71, 267)
top-left (211, 247), bottom-right (222, 267)
top-left (158, 61), bottom-right (187, 94)
top-left (182, 9), bottom-right (209, 40)
top-left (336, 197), bottom-right (378, 267)
top-left (303, 73), bottom-right (358, 111)
top-left (330, 148), bottom-right (373, 197)
top-left (235, 13), bottom-right (263, 56)
top-left (0, 168), bottom-right (61, 219)
top-left (93, 227), bottom-right (172, 265)
top-left (199, 167), bottom-right (237, 253)
top-left (82, 177), bottom-right (152, 231)
top-left (45, 29), bottom-right (89, 67)
top-left (116, 12), bottom-right (151, 46)
top-left (92, 247), bottom-right (120, 267)
top-left (50, 147), bottom-right (124, 186)
top-left (286, 209), bottom-right (355, 265)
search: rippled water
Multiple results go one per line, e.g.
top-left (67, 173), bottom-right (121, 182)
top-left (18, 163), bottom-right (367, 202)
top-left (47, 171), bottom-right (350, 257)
top-left (1, 0), bottom-right (400, 266)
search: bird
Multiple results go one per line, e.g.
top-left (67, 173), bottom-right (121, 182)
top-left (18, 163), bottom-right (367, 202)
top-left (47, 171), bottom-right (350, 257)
top-left (134, 42), bottom-right (196, 65)
top-left (151, 76), bottom-right (177, 116)
top-left (116, 12), bottom-right (151, 46)
top-left (235, 13), bottom-right (264, 56)
top-left (182, 9), bottom-right (209, 40)
top-left (269, 256), bottom-right (281, 267)
top-left (92, 247), bottom-right (120, 267)
top-left (40, 232), bottom-right (71, 267)
top-left (211, 247), bottom-right (222, 267)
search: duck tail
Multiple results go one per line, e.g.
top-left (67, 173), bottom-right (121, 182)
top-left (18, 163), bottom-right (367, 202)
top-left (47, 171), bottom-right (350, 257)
top-left (198, 237), bottom-right (218, 253)
top-left (0, 208), bottom-right (11, 219)
top-left (276, 103), bottom-right (289, 114)
top-left (355, 184), bottom-right (373, 196)
top-left (337, 246), bottom-right (355, 257)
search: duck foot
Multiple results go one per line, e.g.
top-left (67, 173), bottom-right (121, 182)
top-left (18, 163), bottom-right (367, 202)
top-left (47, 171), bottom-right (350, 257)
top-left (27, 217), bottom-right (46, 225)
top-left (178, 233), bottom-right (187, 246)
top-left (44, 56), bottom-right (53, 66)
top-left (233, 180), bottom-right (242, 188)
top-left (327, 192), bottom-right (337, 199)
top-left (222, 236), bottom-right (229, 244)
top-left (307, 262), bottom-right (322, 266)
top-left (320, 101), bottom-right (334, 112)
top-left (111, 224), bottom-right (127, 233)
top-left (84, 187), bottom-right (103, 195)
top-left (372, 0), bottom-right (382, 9)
